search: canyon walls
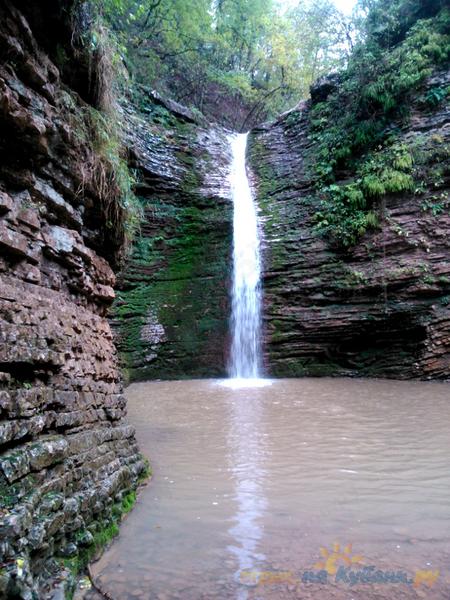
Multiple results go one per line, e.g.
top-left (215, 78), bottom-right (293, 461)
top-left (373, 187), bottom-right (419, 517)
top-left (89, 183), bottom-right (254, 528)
top-left (0, 3), bottom-right (145, 597)
top-left (250, 70), bottom-right (450, 379)
top-left (114, 68), bottom-right (450, 384)
top-left (112, 91), bottom-right (233, 381)
top-left (0, 0), bottom-right (448, 597)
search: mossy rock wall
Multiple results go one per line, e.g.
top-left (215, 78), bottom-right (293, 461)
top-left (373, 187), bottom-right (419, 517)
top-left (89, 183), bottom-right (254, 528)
top-left (113, 95), bottom-right (233, 380)
top-left (249, 68), bottom-right (450, 379)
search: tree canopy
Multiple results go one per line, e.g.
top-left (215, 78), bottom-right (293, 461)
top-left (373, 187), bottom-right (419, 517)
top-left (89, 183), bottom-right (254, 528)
top-left (99, 0), bottom-right (354, 128)
top-left (96, 0), bottom-right (448, 129)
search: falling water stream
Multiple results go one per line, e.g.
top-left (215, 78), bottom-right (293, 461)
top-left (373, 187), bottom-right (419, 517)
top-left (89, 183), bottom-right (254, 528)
top-left (228, 133), bottom-right (262, 381)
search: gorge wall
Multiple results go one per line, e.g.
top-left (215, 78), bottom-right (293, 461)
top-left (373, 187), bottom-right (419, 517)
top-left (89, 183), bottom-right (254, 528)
top-left (1, 0), bottom-right (448, 597)
top-left (250, 69), bottom-right (450, 379)
top-left (112, 91), bottom-right (233, 381)
top-left (115, 71), bottom-right (450, 383)
top-left (0, 3), bottom-right (145, 597)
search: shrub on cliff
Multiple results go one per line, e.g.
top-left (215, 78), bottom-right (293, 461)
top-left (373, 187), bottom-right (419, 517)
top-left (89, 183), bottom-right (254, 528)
top-left (309, 3), bottom-right (450, 247)
top-left (70, 1), bottom-right (143, 264)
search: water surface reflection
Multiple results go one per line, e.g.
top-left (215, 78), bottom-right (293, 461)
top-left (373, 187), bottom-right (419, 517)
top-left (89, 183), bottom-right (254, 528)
top-left (226, 389), bottom-right (268, 595)
top-left (90, 378), bottom-right (450, 600)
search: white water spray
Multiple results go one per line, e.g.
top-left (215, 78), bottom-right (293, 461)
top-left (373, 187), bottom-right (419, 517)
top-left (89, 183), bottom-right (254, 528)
top-left (228, 133), bottom-right (262, 381)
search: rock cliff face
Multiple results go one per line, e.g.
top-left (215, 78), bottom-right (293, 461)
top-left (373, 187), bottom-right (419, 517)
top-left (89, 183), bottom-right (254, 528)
top-left (112, 91), bottom-right (233, 380)
top-left (249, 70), bottom-right (450, 379)
top-left (0, 3), bottom-right (144, 597)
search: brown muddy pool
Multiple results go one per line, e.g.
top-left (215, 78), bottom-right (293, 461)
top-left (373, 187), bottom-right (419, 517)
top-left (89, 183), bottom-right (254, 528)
top-left (90, 378), bottom-right (450, 599)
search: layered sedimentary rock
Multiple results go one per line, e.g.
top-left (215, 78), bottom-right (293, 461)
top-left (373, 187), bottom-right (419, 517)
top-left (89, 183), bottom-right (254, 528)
top-left (0, 3), bottom-right (144, 597)
top-left (112, 91), bottom-right (233, 380)
top-left (250, 71), bottom-right (450, 379)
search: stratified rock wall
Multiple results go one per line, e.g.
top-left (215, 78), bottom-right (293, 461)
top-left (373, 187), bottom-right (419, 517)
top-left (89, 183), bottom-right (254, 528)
top-left (0, 3), bottom-right (144, 597)
top-left (112, 93), bottom-right (233, 380)
top-left (250, 72), bottom-right (450, 379)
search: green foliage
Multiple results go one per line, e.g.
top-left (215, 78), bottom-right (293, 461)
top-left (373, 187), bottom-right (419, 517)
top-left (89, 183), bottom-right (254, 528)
top-left (309, 4), bottom-right (450, 247)
top-left (314, 139), bottom-right (416, 246)
top-left (360, 0), bottom-right (448, 48)
top-left (423, 85), bottom-right (450, 107)
top-left (61, 7), bottom-right (144, 263)
top-left (100, 0), bottom-right (353, 127)
top-left (421, 194), bottom-right (449, 215)
top-left (77, 102), bottom-right (142, 261)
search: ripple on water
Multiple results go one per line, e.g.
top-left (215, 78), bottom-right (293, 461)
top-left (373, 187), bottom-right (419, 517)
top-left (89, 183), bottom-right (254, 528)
top-left (218, 378), bottom-right (274, 389)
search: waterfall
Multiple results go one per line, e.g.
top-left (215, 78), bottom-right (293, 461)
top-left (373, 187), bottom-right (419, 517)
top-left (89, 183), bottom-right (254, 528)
top-left (228, 133), bottom-right (262, 380)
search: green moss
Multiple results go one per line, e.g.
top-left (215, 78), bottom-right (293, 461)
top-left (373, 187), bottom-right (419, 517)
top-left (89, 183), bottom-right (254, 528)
top-left (247, 134), bottom-right (297, 270)
top-left (113, 192), bottom-right (232, 380)
top-left (62, 521), bottom-right (120, 580)
top-left (139, 457), bottom-right (152, 482)
top-left (307, 7), bottom-right (450, 248)
top-left (60, 457), bottom-right (151, 597)
top-left (112, 490), bottom-right (137, 519)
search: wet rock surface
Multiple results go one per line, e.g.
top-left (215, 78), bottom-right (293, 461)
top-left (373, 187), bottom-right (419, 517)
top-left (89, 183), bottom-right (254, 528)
top-left (112, 94), bottom-right (233, 380)
top-left (0, 3), bottom-right (144, 597)
top-left (250, 71), bottom-right (450, 379)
